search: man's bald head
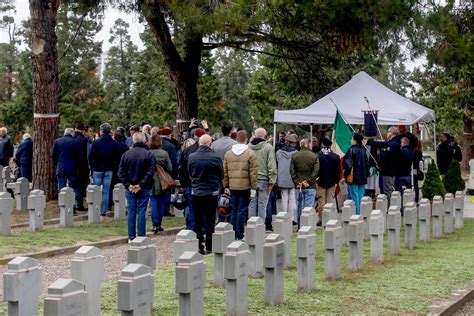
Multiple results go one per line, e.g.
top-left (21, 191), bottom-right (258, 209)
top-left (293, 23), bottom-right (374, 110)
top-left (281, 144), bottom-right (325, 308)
top-left (199, 134), bottom-right (212, 146)
top-left (254, 128), bottom-right (267, 139)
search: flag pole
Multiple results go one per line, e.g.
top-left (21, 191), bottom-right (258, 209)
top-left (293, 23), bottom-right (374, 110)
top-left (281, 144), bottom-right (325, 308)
top-left (364, 96), bottom-right (384, 140)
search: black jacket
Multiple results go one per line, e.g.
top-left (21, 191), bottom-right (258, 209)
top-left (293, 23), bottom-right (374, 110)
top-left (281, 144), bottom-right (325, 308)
top-left (188, 145), bottom-right (223, 196)
top-left (162, 137), bottom-right (178, 179)
top-left (397, 145), bottom-right (415, 177)
top-left (343, 144), bottom-right (369, 185)
top-left (367, 136), bottom-right (400, 176)
top-left (118, 143), bottom-right (156, 190)
top-left (317, 151), bottom-right (341, 188)
top-left (0, 135), bottom-right (14, 161)
top-left (436, 141), bottom-right (453, 175)
top-left (52, 134), bottom-right (79, 175)
top-left (178, 142), bottom-right (199, 188)
top-left (89, 134), bottom-right (120, 172)
top-left (74, 131), bottom-right (89, 174)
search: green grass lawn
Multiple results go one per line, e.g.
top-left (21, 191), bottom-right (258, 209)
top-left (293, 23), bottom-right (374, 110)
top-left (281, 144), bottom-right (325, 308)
top-left (98, 219), bottom-right (474, 315)
top-left (0, 216), bottom-right (185, 258)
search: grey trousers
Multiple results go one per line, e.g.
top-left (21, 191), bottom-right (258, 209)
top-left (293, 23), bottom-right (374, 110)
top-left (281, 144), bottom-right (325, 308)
top-left (248, 180), bottom-right (270, 221)
top-left (382, 176), bottom-right (395, 203)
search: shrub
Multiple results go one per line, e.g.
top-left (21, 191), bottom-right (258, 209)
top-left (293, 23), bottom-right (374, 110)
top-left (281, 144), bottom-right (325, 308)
top-left (422, 162), bottom-right (445, 200)
top-left (443, 160), bottom-right (465, 194)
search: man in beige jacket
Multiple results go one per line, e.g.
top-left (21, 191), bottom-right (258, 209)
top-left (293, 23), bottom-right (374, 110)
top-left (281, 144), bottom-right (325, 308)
top-left (224, 130), bottom-right (258, 239)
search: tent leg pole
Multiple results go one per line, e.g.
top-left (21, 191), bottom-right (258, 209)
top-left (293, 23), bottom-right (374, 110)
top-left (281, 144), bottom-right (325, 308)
top-left (310, 124), bottom-right (313, 150)
top-left (433, 122), bottom-right (437, 163)
top-left (273, 123), bottom-right (277, 147)
top-left (409, 125), bottom-right (413, 133)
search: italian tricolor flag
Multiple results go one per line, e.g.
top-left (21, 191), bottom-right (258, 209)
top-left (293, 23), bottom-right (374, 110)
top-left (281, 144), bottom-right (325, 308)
top-left (331, 110), bottom-right (352, 157)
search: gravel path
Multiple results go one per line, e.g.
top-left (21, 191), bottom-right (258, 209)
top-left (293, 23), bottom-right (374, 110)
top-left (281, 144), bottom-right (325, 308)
top-left (455, 298), bottom-right (474, 315)
top-left (0, 234), bottom-right (175, 301)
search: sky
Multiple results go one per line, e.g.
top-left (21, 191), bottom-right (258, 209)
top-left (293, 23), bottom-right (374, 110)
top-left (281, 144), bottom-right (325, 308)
top-left (0, 0), bottom-right (146, 52)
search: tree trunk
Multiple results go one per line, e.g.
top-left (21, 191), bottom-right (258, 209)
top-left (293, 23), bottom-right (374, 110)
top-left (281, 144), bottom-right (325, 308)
top-left (29, 0), bottom-right (60, 200)
top-left (461, 110), bottom-right (472, 173)
top-left (143, 4), bottom-right (201, 132)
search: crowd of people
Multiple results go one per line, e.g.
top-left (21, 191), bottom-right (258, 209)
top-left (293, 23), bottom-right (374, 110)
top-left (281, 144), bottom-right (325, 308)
top-left (0, 119), bottom-right (463, 255)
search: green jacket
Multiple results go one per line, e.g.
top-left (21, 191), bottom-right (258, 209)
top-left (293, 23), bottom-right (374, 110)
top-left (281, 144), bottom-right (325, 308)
top-left (290, 148), bottom-right (320, 189)
top-left (151, 148), bottom-right (172, 196)
top-left (248, 139), bottom-right (277, 185)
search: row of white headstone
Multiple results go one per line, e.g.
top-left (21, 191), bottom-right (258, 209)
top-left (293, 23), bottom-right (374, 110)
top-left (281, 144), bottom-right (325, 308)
top-left (0, 179), bottom-right (128, 235)
top-left (1, 189), bottom-right (466, 315)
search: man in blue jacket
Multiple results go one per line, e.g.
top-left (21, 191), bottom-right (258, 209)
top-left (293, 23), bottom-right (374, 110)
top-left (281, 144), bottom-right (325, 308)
top-left (52, 128), bottom-right (79, 191)
top-left (89, 123), bottom-right (120, 216)
top-left (15, 133), bottom-right (33, 181)
top-left (74, 124), bottom-right (90, 212)
top-left (188, 134), bottom-right (223, 254)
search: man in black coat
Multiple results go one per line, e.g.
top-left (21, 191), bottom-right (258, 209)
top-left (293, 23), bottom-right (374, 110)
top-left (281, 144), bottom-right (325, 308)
top-left (317, 138), bottom-right (340, 217)
top-left (160, 127), bottom-right (179, 217)
top-left (52, 128), bottom-right (79, 191)
top-left (74, 123), bottom-right (90, 212)
top-left (0, 127), bottom-right (14, 167)
top-left (436, 132), bottom-right (461, 175)
top-left (15, 133), bottom-right (33, 181)
top-left (188, 134), bottom-right (223, 254)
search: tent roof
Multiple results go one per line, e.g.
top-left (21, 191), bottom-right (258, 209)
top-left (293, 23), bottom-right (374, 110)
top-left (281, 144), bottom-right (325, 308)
top-left (273, 71), bottom-right (435, 125)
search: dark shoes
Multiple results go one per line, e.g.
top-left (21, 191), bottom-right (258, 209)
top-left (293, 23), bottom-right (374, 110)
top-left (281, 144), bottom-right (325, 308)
top-left (152, 226), bottom-right (164, 235)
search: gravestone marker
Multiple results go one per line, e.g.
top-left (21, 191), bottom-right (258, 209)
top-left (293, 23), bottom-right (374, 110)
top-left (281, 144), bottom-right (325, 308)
top-left (71, 246), bottom-right (104, 316)
top-left (404, 202), bottom-right (417, 249)
top-left (444, 193), bottom-right (454, 234)
top-left (390, 191), bottom-right (401, 212)
top-left (348, 215), bottom-right (364, 271)
top-left (469, 159), bottom-right (474, 191)
top-left (375, 194), bottom-right (388, 230)
top-left (341, 200), bottom-right (355, 245)
top-left (113, 183), bottom-right (127, 220)
top-left (369, 210), bottom-right (384, 263)
top-left (3, 257), bottom-right (42, 316)
top-left (174, 230), bottom-right (199, 264)
top-left (86, 185), bottom-right (101, 223)
top-left (224, 241), bottom-right (249, 316)
top-left (273, 211), bottom-right (292, 268)
top-left (244, 216), bottom-right (265, 277)
top-left (432, 196), bottom-right (443, 238)
top-left (324, 220), bottom-right (342, 281)
top-left (263, 233), bottom-right (285, 305)
top-left (43, 279), bottom-right (88, 316)
top-left (322, 203), bottom-right (337, 228)
top-left (58, 187), bottom-right (75, 227)
top-left (2, 166), bottom-right (11, 192)
top-left (0, 192), bottom-right (13, 235)
top-left (127, 237), bottom-right (157, 270)
top-left (418, 199), bottom-right (430, 242)
top-left (360, 197), bottom-right (372, 241)
top-left (297, 226), bottom-right (316, 292)
top-left (403, 189), bottom-right (415, 206)
top-left (212, 222), bottom-right (235, 287)
top-left (27, 190), bottom-right (45, 232)
top-left (454, 191), bottom-right (464, 229)
top-left (387, 206), bottom-right (401, 256)
top-left (300, 207), bottom-right (317, 233)
top-left (117, 264), bottom-right (154, 316)
top-left (176, 251), bottom-right (206, 316)
top-left (7, 178), bottom-right (29, 212)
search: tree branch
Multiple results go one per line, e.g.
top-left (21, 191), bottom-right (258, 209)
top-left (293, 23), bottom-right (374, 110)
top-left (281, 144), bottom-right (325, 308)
top-left (59, 9), bottom-right (89, 61)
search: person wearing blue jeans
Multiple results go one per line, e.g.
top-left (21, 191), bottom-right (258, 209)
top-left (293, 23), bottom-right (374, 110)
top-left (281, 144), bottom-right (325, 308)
top-left (230, 189), bottom-right (251, 240)
top-left (92, 171), bottom-right (113, 215)
top-left (184, 187), bottom-right (195, 230)
top-left (89, 123), bottom-right (120, 216)
top-left (342, 133), bottom-right (369, 216)
top-left (295, 188), bottom-right (316, 228)
top-left (126, 189), bottom-right (151, 240)
top-left (118, 132), bottom-right (156, 241)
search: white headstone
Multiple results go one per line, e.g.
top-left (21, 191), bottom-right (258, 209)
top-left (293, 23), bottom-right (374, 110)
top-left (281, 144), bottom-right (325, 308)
top-left (347, 215), bottom-right (364, 271)
top-left (390, 191), bottom-right (401, 211)
top-left (322, 203), bottom-right (337, 228)
top-left (224, 241), bottom-right (249, 316)
top-left (369, 210), bottom-right (384, 263)
top-left (3, 257), bottom-right (42, 316)
top-left (117, 264), bottom-right (154, 316)
top-left (454, 191), bottom-right (464, 229)
top-left (403, 189), bottom-right (415, 206)
top-left (404, 202), bottom-right (417, 250)
top-left (300, 207), bottom-right (317, 233)
top-left (176, 252), bottom-right (206, 316)
top-left (387, 206), bottom-right (401, 256)
top-left (468, 159), bottom-right (474, 190)
top-left (86, 185), bottom-right (101, 223)
top-left (174, 230), bottom-right (199, 264)
top-left (27, 190), bottom-right (45, 232)
top-left (11, 178), bottom-right (29, 212)
top-left (296, 226), bottom-right (316, 292)
top-left (375, 194), bottom-right (388, 230)
top-left (71, 246), bottom-right (104, 316)
top-left (360, 197), bottom-right (372, 241)
top-left (418, 199), bottom-right (431, 242)
top-left (444, 193), bottom-right (454, 234)
top-left (273, 211), bottom-right (292, 268)
top-left (263, 233), bottom-right (285, 305)
top-left (127, 237), bottom-right (157, 270)
top-left (1, 166), bottom-right (11, 192)
top-left (244, 217), bottom-right (265, 278)
top-left (58, 187), bottom-right (75, 227)
top-left (0, 191), bottom-right (13, 235)
top-left (324, 220), bottom-right (342, 281)
top-left (432, 196), bottom-right (444, 238)
top-left (212, 222), bottom-right (235, 287)
top-left (44, 279), bottom-right (88, 316)
top-left (341, 200), bottom-right (355, 246)
top-left (113, 183), bottom-right (127, 220)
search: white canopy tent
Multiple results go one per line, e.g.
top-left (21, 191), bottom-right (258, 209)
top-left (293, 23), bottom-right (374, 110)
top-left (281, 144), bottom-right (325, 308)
top-left (274, 71), bottom-right (435, 125)
top-left (273, 71), bottom-right (436, 148)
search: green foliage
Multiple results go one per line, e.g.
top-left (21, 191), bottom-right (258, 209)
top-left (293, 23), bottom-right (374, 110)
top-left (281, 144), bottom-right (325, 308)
top-left (443, 160), bottom-right (465, 194)
top-left (422, 162), bottom-right (446, 200)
